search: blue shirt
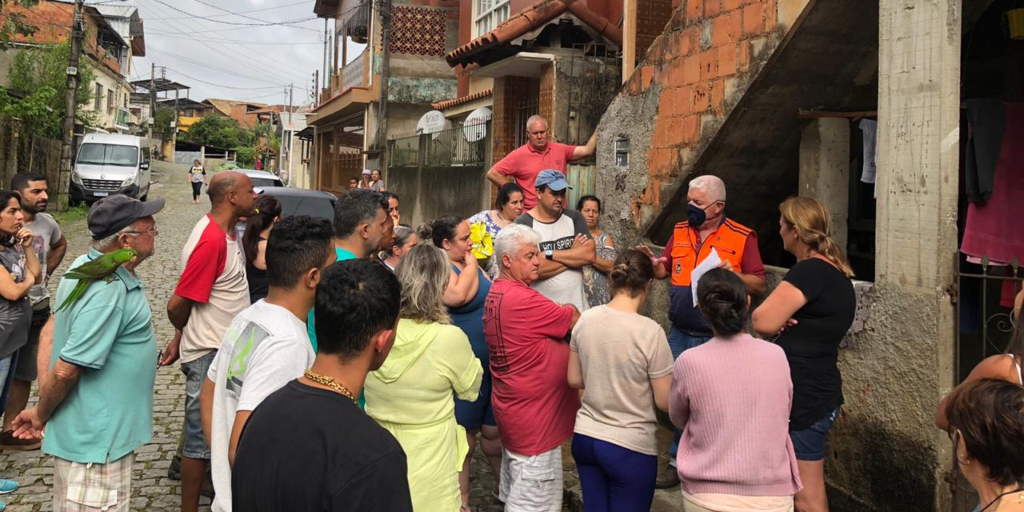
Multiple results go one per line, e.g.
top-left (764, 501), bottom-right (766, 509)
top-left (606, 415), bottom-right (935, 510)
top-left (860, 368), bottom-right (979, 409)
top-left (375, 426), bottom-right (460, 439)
top-left (306, 247), bottom-right (362, 407)
top-left (43, 249), bottom-right (157, 463)
top-left (306, 247), bottom-right (357, 352)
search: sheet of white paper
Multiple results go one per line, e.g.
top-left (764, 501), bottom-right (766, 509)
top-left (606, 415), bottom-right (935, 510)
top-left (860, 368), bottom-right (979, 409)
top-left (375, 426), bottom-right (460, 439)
top-left (691, 248), bottom-right (722, 305)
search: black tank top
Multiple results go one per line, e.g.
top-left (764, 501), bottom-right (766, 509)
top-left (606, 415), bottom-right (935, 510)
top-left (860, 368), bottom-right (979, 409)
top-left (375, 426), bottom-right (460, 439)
top-left (246, 237), bottom-right (269, 304)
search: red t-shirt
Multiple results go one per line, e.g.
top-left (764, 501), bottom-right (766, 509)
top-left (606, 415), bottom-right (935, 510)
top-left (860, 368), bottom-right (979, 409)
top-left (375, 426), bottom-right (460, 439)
top-left (492, 142), bottom-right (577, 210)
top-left (483, 279), bottom-right (580, 456)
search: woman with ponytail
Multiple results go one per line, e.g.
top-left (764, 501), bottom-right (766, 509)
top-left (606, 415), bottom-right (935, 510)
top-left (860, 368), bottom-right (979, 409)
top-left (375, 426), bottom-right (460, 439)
top-left (242, 194), bottom-right (282, 303)
top-left (670, 269), bottom-right (801, 512)
top-left (566, 250), bottom-right (674, 511)
top-left (753, 196), bottom-right (856, 512)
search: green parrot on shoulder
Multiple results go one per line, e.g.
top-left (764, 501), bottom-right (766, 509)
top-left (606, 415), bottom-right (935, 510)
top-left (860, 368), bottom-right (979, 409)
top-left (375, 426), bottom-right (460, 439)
top-left (55, 248), bottom-right (138, 312)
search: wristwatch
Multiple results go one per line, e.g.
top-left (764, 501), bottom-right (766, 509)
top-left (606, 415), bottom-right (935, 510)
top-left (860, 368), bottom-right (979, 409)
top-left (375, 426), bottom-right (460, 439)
top-left (545, 249), bottom-right (554, 260)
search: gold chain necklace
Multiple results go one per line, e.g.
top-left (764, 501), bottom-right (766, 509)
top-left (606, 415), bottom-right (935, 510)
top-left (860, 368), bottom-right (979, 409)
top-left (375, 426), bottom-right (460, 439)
top-left (303, 370), bottom-right (357, 404)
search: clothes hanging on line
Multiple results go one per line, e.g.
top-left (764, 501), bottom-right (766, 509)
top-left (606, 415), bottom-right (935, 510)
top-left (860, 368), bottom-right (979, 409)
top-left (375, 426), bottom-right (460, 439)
top-left (960, 102), bottom-right (1024, 268)
top-left (859, 119), bottom-right (877, 185)
top-left (964, 99), bottom-right (1006, 203)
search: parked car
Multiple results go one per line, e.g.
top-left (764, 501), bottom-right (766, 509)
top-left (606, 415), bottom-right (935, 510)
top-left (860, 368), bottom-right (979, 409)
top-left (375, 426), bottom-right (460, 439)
top-left (240, 169), bottom-right (285, 188)
top-left (71, 134), bottom-right (152, 203)
top-left (235, 187), bottom-right (337, 240)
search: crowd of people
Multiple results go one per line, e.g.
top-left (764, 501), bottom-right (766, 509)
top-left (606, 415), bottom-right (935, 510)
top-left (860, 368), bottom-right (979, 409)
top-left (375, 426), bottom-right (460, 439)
top-left (0, 112), bottom-right (1020, 512)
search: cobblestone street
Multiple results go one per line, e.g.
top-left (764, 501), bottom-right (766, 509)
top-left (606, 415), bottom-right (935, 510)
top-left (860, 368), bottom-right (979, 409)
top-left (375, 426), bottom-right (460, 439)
top-left (0, 161), bottom-right (507, 511)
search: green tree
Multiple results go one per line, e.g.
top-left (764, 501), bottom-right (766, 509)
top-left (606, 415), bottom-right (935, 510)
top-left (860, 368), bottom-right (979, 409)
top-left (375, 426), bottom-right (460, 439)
top-left (185, 114), bottom-right (246, 149)
top-left (5, 40), bottom-right (96, 137)
top-left (0, 86), bottom-right (60, 132)
top-left (0, 0), bottom-right (39, 47)
top-left (153, 107), bottom-right (176, 139)
top-left (234, 147), bottom-right (255, 167)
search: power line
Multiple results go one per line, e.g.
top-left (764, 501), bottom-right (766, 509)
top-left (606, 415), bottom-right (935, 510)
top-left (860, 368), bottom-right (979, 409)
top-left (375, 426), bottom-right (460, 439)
top-left (146, 46), bottom-right (288, 85)
top-left (191, 0), bottom-right (321, 34)
top-left (142, 1), bottom-right (311, 21)
top-left (144, 32), bottom-right (322, 45)
top-left (163, 67), bottom-right (288, 91)
top-left (149, 0), bottom-right (319, 28)
top-left (142, 0), bottom-right (312, 86)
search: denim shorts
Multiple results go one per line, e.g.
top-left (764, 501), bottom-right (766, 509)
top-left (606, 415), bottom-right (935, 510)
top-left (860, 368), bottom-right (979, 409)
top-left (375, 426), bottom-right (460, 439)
top-left (180, 350), bottom-right (217, 459)
top-left (790, 406), bottom-right (841, 461)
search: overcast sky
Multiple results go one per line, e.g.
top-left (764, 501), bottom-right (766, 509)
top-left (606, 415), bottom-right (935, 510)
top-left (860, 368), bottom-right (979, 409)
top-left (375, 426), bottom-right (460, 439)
top-left (115, 0), bottom-right (359, 106)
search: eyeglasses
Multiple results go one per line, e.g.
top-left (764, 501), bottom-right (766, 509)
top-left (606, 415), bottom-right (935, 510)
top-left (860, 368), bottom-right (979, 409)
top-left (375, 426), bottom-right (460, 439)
top-left (125, 228), bottom-right (159, 237)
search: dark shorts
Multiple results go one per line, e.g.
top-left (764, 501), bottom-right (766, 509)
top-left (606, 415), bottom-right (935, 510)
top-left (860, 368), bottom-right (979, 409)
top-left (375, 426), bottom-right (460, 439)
top-left (14, 308), bottom-right (50, 382)
top-left (181, 350), bottom-right (217, 459)
top-left (454, 370), bottom-right (495, 431)
top-left (790, 406), bottom-right (841, 461)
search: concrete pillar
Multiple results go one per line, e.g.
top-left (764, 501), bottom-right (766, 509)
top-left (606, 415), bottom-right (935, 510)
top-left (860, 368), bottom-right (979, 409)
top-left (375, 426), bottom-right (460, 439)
top-left (870, 0), bottom-right (960, 510)
top-left (798, 118), bottom-right (850, 250)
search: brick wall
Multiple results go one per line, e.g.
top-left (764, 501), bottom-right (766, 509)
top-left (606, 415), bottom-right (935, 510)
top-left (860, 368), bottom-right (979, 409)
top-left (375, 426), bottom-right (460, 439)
top-left (623, 0), bottom-right (780, 210)
top-left (491, 75), bottom-right (539, 163)
top-left (539, 63), bottom-right (556, 134)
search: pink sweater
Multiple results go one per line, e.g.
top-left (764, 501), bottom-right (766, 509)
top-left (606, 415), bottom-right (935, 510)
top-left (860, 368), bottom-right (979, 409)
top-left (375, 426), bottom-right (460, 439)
top-left (669, 333), bottom-right (802, 496)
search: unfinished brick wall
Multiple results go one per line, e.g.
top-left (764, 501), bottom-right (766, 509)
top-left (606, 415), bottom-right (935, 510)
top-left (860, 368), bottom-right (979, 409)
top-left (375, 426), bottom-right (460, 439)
top-left (491, 76), bottom-right (540, 163)
top-left (623, 0), bottom-right (781, 211)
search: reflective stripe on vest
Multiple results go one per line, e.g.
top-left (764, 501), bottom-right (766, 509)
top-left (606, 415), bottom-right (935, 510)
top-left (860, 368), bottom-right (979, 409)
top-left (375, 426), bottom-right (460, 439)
top-left (669, 219), bottom-right (752, 287)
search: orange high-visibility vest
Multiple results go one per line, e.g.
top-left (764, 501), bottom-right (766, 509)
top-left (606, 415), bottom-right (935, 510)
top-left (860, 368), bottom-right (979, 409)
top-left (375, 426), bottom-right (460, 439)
top-left (669, 218), bottom-right (752, 287)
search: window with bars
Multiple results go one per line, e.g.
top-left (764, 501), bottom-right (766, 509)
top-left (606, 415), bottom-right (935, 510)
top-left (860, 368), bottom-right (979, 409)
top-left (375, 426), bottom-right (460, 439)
top-left (107, 89), bottom-right (115, 113)
top-left (94, 83), bottom-right (103, 110)
top-left (475, 0), bottom-right (509, 38)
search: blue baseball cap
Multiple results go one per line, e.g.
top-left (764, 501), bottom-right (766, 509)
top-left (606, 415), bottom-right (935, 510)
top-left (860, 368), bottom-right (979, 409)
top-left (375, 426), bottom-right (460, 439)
top-left (534, 170), bottom-right (571, 191)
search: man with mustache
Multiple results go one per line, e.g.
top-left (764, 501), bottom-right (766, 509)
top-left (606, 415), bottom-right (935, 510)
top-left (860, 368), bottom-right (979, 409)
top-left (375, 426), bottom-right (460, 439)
top-left (513, 170), bottom-right (595, 311)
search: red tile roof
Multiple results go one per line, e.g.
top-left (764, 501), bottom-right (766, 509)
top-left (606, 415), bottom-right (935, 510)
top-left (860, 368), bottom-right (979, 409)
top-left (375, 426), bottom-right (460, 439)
top-left (431, 89), bottom-right (493, 110)
top-left (445, 0), bottom-right (622, 68)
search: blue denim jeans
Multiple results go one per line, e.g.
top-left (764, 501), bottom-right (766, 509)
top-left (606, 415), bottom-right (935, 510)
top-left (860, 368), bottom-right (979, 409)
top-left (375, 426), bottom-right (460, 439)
top-left (0, 352), bottom-right (19, 412)
top-left (667, 327), bottom-right (711, 462)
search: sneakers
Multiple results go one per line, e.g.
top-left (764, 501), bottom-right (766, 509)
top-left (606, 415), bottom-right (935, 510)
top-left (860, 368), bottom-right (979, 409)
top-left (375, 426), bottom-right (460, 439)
top-left (0, 479), bottom-right (18, 494)
top-left (655, 454), bottom-right (680, 489)
top-left (0, 430), bottom-right (41, 451)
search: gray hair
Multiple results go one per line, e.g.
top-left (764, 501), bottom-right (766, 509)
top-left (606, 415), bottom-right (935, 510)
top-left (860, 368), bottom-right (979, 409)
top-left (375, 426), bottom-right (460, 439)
top-left (688, 175), bottom-right (727, 203)
top-left (90, 222), bottom-right (139, 251)
top-left (395, 244), bottom-right (451, 324)
top-left (382, 224), bottom-right (417, 258)
top-left (494, 224), bottom-right (541, 270)
top-left (525, 115), bottom-right (549, 131)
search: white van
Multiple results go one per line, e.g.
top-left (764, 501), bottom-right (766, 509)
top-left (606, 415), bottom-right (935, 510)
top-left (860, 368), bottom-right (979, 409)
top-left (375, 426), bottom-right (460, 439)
top-left (71, 133), bottom-right (152, 203)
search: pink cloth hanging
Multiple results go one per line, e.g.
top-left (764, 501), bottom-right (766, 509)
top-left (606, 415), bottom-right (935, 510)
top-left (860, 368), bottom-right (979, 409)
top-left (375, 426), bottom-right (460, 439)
top-left (961, 103), bottom-right (1024, 266)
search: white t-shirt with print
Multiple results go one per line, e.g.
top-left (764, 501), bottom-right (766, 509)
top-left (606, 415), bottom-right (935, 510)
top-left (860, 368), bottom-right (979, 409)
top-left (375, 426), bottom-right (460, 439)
top-left (25, 213), bottom-right (62, 310)
top-left (514, 209), bottom-right (591, 311)
top-left (207, 299), bottom-right (315, 512)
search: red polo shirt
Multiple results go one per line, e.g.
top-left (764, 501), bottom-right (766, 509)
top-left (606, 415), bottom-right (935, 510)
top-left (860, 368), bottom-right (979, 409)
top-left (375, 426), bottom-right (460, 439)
top-left (492, 141), bottom-right (577, 209)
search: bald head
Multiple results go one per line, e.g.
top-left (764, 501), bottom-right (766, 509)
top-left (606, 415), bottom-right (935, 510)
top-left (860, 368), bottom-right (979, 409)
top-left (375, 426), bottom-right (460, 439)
top-left (209, 171), bottom-right (241, 203)
top-left (208, 171), bottom-right (257, 216)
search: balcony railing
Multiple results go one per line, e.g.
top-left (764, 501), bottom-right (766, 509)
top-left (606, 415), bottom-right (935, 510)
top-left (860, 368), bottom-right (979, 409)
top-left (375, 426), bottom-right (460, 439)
top-left (320, 49), bottom-right (370, 104)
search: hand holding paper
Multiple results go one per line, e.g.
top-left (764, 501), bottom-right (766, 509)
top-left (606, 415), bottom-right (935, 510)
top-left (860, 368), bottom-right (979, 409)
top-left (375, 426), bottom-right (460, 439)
top-left (691, 248), bottom-right (722, 305)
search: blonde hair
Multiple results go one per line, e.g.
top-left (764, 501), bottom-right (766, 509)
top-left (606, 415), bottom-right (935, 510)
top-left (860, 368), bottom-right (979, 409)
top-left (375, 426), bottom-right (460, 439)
top-left (780, 196), bottom-right (854, 278)
top-left (394, 244), bottom-right (451, 324)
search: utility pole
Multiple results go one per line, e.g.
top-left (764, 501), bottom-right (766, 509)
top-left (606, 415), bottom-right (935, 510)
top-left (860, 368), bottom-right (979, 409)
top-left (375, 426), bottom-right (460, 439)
top-left (147, 63), bottom-right (155, 139)
top-left (285, 83), bottom-right (294, 184)
top-left (57, 0), bottom-right (84, 211)
top-left (376, 0), bottom-right (392, 171)
top-left (278, 86), bottom-right (288, 174)
top-left (171, 88), bottom-right (179, 160)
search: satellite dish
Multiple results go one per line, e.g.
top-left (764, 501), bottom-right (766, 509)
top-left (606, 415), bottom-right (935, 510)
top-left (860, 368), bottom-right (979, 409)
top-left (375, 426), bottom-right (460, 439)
top-left (463, 107), bottom-right (491, 142)
top-left (416, 110), bottom-right (449, 140)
